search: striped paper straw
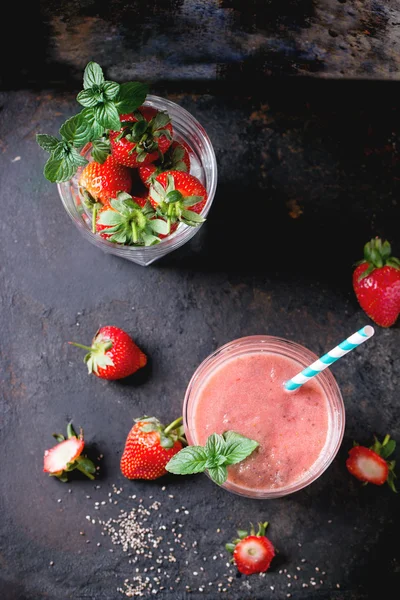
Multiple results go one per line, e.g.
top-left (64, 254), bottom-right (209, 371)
top-left (285, 325), bottom-right (375, 392)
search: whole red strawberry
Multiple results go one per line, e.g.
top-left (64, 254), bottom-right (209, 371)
top-left (109, 106), bottom-right (173, 168)
top-left (149, 170), bottom-right (207, 232)
top-left (69, 326), bottom-right (147, 380)
top-left (138, 141), bottom-right (191, 187)
top-left (346, 434), bottom-right (397, 492)
top-left (78, 155), bottom-right (133, 205)
top-left (353, 237), bottom-right (400, 327)
top-left (95, 192), bottom-right (169, 245)
top-left (44, 422), bottom-right (96, 482)
top-left (226, 522), bottom-right (275, 575)
top-left (121, 416), bottom-right (185, 480)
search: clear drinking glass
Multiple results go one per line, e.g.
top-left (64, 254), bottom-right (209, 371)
top-left (57, 95), bottom-right (218, 266)
top-left (183, 335), bottom-right (345, 499)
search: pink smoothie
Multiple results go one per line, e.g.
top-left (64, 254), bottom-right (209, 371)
top-left (192, 352), bottom-right (330, 491)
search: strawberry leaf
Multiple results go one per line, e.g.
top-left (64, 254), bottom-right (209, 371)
top-left (149, 219), bottom-right (170, 235)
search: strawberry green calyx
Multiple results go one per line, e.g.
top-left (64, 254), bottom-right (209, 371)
top-left (98, 192), bottom-right (169, 245)
top-left (36, 61), bottom-right (148, 183)
top-left (136, 416), bottom-right (186, 449)
top-left (44, 422), bottom-right (96, 482)
top-left (68, 335), bottom-right (114, 376)
top-left (357, 434), bottom-right (397, 492)
top-left (150, 174), bottom-right (205, 229)
top-left (143, 144), bottom-right (189, 185)
top-left (116, 110), bottom-right (172, 162)
top-left (226, 522), bottom-right (269, 554)
top-left (357, 237), bottom-right (400, 281)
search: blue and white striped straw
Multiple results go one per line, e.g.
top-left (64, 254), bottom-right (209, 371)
top-left (284, 325), bottom-right (375, 392)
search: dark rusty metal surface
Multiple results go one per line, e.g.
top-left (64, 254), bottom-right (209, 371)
top-left (1, 77), bottom-right (399, 599)
top-left (1, 2), bottom-right (400, 598)
top-left (2, 0), bottom-right (400, 91)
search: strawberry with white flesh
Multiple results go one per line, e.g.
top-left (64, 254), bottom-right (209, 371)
top-left (346, 434), bottom-right (397, 492)
top-left (138, 141), bottom-right (191, 187)
top-left (149, 170), bottom-right (207, 232)
top-left (353, 237), bottom-right (400, 327)
top-left (43, 422), bottom-right (96, 482)
top-left (109, 106), bottom-right (173, 168)
top-left (120, 416), bottom-right (185, 480)
top-left (95, 192), bottom-right (170, 245)
top-left (69, 325), bottom-right (147, 380)
top-left (78, 154), bottom-right (133, 205)
top-left (226, 522), bottom-right (275, 575)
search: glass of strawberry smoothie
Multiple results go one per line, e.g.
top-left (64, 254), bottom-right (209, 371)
top-left (183, 336), bottom-right (345, 499)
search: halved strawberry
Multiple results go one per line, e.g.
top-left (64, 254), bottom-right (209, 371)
top-left (109, 106), bottom-right (173, 168)
top-left (138, 141), bottom-right (191, 187)
top-left (346, 434), bottom-right (397, 491)
top-left (226, 522), bottom-right (275, 575)
top-left (43, 423), bottom-right (96, 482)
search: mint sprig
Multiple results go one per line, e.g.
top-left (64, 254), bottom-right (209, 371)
top-left (165, 431), bottom-right (259, 486)
top-left (36, 61), bottom-right (148, 183)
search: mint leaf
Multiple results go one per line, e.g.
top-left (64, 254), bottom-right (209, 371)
top-left (77, 89), bottom-right (99, 108)
top-left (206, 433), bottom-right (226, 458)
top-left (91, 139), bottom-right (111, 163)
top-left (80, 107), bottom-right (106, 141)
top-left (166, 446), bottom-right (209, 475)
top-left (103, 81), bottom-right (120, 100)
top-left (60, 114), bottom-right (92, 148)
top-left (44, 155), bottom-right (76, 183)
top-left (83, 62), bottom-right (104, 89)
top-left (95, 102), bottom-right (121, 131)
top-left (116, 82), bottom-right (148, 114)
top-left (36, 134), bottom-right (60, 153)
top-left (165, 430), bottom-right (259, 482)
top-left (208, 465), bottom-right (228, 486)
top-left (223, 431), bottom-right (259, 465)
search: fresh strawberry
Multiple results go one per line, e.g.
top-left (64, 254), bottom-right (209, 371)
top-left (120, 416), bottom-right (185, 480)
top-left (149, 171), bottom-right (207, 232)
top-left (95, 192), bottom-right (169, 245)
top-left (78, 155), bottom-right (133, 205)
top-left (138, 141), bottom-right (191, 187)
top-left (226, 522), bottom-right (275, 575)
top-left (43, 422), bottom-right (96, 482)
top-left (109, 106), bottom-right (173, 168)
top-left (353, 237), bottom-right (400, 327)
top-left (346, 434), bottom-right (397, 491)
top-left (69, 325), bottom-right (147, 380)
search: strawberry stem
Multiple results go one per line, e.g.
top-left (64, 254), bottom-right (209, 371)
top-left (68, 341), bottom-right (93, 352)
top-left (92, 204), bottom-right (97, 233)
top-left (164, 416), bottom-right (183, 435)
top-left (76, 463), bottom-right (95, 480)
top-left (132, 221), bottom-right (138, 244)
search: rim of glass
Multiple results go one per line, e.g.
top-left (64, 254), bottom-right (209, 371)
top-left (57, 94), bottom-right (218, 254)
top-left (183, 335), bottom-right (346, 499)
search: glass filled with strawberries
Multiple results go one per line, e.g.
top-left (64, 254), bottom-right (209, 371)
top-left (38, 62), bottom-right (217, 266)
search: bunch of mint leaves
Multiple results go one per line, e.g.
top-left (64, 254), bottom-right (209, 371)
top-left (36, 62), bottom-right (148, 183)
top-left (166, 431), bottom-right (259, 486)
